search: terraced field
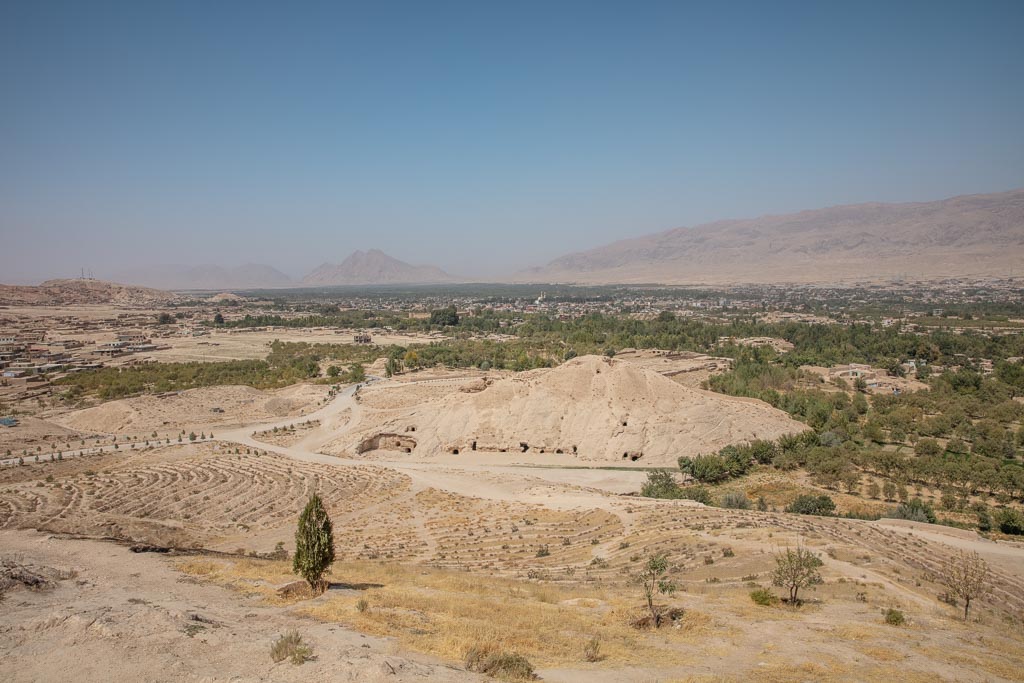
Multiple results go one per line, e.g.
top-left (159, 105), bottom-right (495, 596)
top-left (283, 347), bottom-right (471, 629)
top-left (3, 439), bottom-right (1023, 630)
top-left (0, 445), bottom-right (409, 549)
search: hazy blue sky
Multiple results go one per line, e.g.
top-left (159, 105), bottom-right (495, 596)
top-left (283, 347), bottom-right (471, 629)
top-left (2, 1), bottom-right (1023, 282)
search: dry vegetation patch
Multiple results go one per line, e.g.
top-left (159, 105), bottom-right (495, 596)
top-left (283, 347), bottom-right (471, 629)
top-left (177, 556), bottom-right (707, 668)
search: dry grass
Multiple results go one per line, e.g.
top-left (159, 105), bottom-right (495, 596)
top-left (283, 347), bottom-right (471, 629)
top-left (177, 556), bottom-right (712, 668)
top-left (918, 646), bottom-right (1024, 681)
top-left (176, 557), bottom-right (312, 604)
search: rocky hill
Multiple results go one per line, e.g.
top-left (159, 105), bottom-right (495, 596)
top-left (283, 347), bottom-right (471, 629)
top-left (0, 279), bottom-right (179, 306)
top-left (523, 189), bottom-right (1024, 284)
top-left (340, 355), bottom-right (807, 465)
top-left (302, 249), bottom-right (456, 286)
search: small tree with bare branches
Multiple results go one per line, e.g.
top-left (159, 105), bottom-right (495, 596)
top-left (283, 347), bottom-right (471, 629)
top-left (771, 545), bottom-right (823, 604)
top-left (941, 550), bottom-right (989, 621)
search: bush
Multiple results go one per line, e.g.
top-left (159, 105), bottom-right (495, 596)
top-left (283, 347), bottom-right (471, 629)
top-left (679, 485), bottom-right (713, 505)
top-left (640, 470), bottom-right (681, 499)
top-left (883, 608), bottom-right (905, 626)
top-left (678, 453), bottom-right (730, 483)
top-left (356, 598), bottom-right (369, 613)
top-left (996, 508), bottom-right (1024, 535)
top-left (750, 587), bottom-right (778, 606)
top-left (887, 498), bottom-right (937, 524)
top-left (785, 494), bottom-right (836, 516)
top-left (465, 644), bottom-right (537, 680)
top-left (270, 630), bottom-right (312, 664)
top-left (720, 491), bottom-right (751, 510)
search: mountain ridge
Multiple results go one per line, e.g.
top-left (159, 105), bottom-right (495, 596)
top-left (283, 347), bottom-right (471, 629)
top-left (521, 189), bottom-right (1024, 284)
top-left (301, 249), bottom-right (456, 285)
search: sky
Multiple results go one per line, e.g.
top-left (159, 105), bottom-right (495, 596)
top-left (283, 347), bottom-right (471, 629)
top-left (1, 0), bottom-right (1023, 283)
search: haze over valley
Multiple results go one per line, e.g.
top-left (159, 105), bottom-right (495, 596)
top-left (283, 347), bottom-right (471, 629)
top-left (3, 3), bottom-right (1024, 682)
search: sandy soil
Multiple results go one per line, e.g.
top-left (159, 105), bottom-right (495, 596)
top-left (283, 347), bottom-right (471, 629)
top-left (53, 384), bottom-right (328, 436)
top-left (328, 356), bottom-right (806, 466)
top-left (0, 530), bottom-right (480, 683)
top-left (3, 348), bottom-right (1024, 680)
top-left (4, 442), bottom-right (1024, 682)
top-left (0, 416), bottom-right (84, 454)
top-left (612, 348), bottom-right (732, 388)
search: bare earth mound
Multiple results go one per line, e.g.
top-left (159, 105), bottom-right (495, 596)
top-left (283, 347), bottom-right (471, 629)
top-left (338, 355), bottom-right (806, 465)
top-left (54, 384), bottom-right (328, 435)
top-left (0, 278), bottom-right (178, 306)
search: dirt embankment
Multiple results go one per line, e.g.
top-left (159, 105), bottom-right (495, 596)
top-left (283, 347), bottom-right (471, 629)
top-left (333, 355), bottom-right (807, 465)
top-left (54, 384), bottom-right (329, 435)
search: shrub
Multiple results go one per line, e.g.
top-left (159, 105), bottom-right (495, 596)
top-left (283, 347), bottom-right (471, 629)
top-left (465, 644), bottom-right (537, 680)
top-left (750, 587), bottom-right (777, 606)
top-left (786, 494), bottom-right (835, 516)
top-left (270, 630), bottom-right (312, 664)
top-left (640, 470), bottom-right (681, 499)
top-left (293, 494), bottom-right (335, 593)
top-left (356, 598), bottom-right (369, 613)
top-left (679, 485), bottom-right (713, 505)
top-left (720, 491), bottom-right (751, 510)
top-left (678, 454), bottom-right (730, 483)
top-left (535, 545), bottom-right (550, 558)
top-left (887, 498), bottom-right (937, 524)
top-left (883, 608), bottom-right (905, 626)
top-left (996, 508), bottom-right (1024, 535)
top-left (583, 637), bottom-right (602, 662)
top-left (977, 510), bottom-right (992, 532)
top-left (749, 439), bottom-right (778, 465)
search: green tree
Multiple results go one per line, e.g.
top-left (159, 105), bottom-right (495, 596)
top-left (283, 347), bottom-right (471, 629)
top-left (786, 494), bottom-right (835, 516)
top-left (293, 493), bottom-right (336, 593)
top-left (640, 470), bottom-right (681, 499)
top-left (678, 453), bottom-right (730, 483)
top-left (347, 363), bottom-right (366, 382)
top-left (771, 546), bottom-right (823, 604)
top-left (634, 554), bottom-right (677, 627)
top-left (429, 305), bottom-right (459, 326)
top-left (213, 312), bottom-right (225, 325)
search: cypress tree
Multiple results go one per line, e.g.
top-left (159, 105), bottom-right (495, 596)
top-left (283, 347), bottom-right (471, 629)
top-left (293, 493), bottom-right (335, 593)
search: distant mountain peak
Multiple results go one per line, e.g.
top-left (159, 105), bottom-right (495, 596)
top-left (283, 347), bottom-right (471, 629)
top-left (301, 249), bottom-right (456, 285)
top-left (522, 189), bottom-right (1024, 285)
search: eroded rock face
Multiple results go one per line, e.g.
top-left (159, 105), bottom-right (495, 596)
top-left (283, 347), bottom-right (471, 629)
top-left (357, 433), bottom-right (417, 454)
top-left (338, 355), bottom-right (808, 465)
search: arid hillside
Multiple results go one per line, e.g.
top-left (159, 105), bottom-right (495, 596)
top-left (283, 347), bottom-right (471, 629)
top-left (523, 189), bottom-right (1024, 284)
top-left (0, 278), bottom-right (178, 306)
top-left (335, 355), bottom-right (806, 464)
top-left (54, 384), bottom-right (328, 435)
